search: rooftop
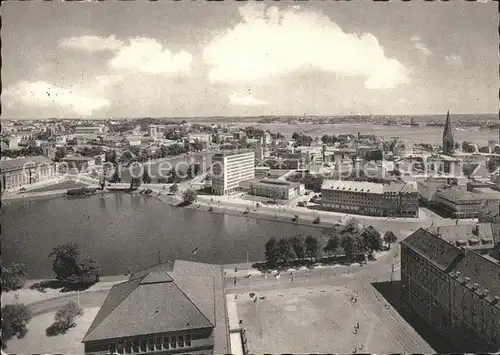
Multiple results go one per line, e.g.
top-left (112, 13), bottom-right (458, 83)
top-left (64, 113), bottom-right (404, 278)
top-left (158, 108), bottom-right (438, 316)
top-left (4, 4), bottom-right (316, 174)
top-left (437, 186), bottom-right (500, 202)
top-left (426, 223), bottom-right (497, 247)
top-left (82, 260), bottom-right (230, 353)
top-left (402, 228), bottom-right (500, 305)
top-left (0, 156), bottom-right (53, 172)
top-left (321, 180), bottom-right (384, 194)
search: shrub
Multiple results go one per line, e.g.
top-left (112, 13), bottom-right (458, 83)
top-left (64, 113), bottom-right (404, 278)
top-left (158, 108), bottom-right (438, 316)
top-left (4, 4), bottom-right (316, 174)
top-left (312, 216), bottom-right (320, 224)
top-left (2, 304), bottom-right (32, 345)
top-left (1, 262), bottom-right (28, 292)
top-left (46, 301), bottom-right (83, 336)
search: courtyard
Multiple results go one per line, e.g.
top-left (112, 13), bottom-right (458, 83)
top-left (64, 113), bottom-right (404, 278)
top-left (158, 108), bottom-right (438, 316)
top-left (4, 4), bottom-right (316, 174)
top-left (234, 284), bottom-right (434, 354)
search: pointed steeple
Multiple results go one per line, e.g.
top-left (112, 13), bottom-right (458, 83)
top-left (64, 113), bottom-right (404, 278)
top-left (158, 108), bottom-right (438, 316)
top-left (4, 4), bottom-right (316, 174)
top-left (442, 110), bottom-right (454, 155)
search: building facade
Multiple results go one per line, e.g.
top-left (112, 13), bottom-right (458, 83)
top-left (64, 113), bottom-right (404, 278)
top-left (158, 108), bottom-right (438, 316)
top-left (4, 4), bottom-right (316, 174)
top-left (75, 126), bottom-right (104, 135)
top-left (320, 180), bottom-right (419, 217)
top-left (211, 151), bottom-right (255, 195)
top-left (247, 178), bottom-right (304, 200)
top-left (436, 186), bottom-right (500, 219)
top-left (400, 228), bottom-right (500, 352)
top-left (82, 260), bottom-right (230, 355)
top-left (0, 156), bottom-right (55, 193)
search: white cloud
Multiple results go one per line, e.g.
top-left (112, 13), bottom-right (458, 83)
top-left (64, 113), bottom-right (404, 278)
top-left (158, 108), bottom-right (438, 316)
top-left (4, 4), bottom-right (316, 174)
top-left (108, 37), bottom-right (192, 75)
top-left (59, 35), bottom-right (124, 52)
top-left (414, 42), bottom-right (432, 57)
top-left (3, 81), bottom-right (110, 116)
top-left (228, 92), bottom-right (269, 106)
top-left (445, 54), bottom-right (463, 68)
top-left (203, 4), bottom-right (409, 90)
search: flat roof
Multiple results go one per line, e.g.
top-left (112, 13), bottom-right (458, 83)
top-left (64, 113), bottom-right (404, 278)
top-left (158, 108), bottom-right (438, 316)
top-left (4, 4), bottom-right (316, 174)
top-left (0, 156), bottom-right (53, 172)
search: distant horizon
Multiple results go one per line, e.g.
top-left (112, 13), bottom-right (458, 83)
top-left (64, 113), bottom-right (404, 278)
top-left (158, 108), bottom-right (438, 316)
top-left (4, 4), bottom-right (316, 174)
top-left (1, 112), bottom-right (498, 121)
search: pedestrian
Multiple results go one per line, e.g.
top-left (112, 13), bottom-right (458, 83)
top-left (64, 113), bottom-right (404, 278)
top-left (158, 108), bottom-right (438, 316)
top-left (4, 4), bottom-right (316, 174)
top-left (234, 276), bottom-right (237, 286)
top-left (15, 293), bottom-right (19, 300)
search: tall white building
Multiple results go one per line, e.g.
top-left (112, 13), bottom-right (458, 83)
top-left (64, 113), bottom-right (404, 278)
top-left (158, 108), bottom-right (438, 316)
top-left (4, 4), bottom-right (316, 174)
top-left (211, 151), bottom-right (255, 195)
top-left (149, 125), bottom-right (159, 140)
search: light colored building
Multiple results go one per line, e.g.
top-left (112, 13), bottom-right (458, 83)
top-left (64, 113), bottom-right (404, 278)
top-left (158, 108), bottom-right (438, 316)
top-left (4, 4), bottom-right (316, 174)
top-left (126, 136), bottom-right (142, 147)
top-left (321, 180), bottom-right (419, 217)
top-left (74, 126), bottom-right (104, 135)
top-left (211, 151), bottom-right (255, 195)
top-left (8, 136), bottom-right (20, 150)
top-left (149, 125), bottom-right (159, 140)
top-left (245, 178), bottom-right (304, 200)
top-left (400, 228), bottom-right (500, 352)
top-left (0, 156), bottom-right (55, 193)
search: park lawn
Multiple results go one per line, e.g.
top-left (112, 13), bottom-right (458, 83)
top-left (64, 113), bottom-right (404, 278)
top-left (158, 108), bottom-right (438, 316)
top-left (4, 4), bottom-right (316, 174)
top-left (235, 285), bottom-right (404, 354)
top-left (3, 307), bottom-right (100, 355)
top-left (22, 180), bottom-right (89, 193)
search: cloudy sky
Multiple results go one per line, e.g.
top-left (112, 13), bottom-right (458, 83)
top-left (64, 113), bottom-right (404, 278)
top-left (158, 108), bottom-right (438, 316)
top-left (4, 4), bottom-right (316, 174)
top-left (2, 0), bottom-right (497, 119)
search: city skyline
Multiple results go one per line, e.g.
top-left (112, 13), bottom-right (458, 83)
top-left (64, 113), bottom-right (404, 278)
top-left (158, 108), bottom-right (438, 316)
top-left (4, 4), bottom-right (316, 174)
top-left (2, 1), bottom-right (498, 119)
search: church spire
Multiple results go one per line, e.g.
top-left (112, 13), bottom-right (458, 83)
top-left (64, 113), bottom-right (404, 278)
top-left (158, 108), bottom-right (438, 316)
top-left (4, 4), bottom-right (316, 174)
top-left (442, 110), bottom-right (454, 155)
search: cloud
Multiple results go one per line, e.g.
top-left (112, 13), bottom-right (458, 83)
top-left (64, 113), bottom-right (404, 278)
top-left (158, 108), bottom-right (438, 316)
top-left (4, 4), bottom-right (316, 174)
top-left (228, 92), bottom-right (269, 106)
top-left (203, 4), bottom-right (409, 90)
top-left (410, 35), bottom-right (431, 57)
top-left (414, 42), bottom-right (432, 57)
top-left (59, 35), bottom-right (124, 52)
top-left (108, 37), bottom-right (192, 75)
top-left (3, 81), bottom-right (110, 116)
top-left (445, 54), bottom-right (463, 68)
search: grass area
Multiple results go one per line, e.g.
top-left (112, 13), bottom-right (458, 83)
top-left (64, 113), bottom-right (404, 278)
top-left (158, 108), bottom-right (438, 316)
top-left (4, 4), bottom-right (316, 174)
top-left (235, 285), bottom-right (411, 353)
top-left (3, 307), bottom-right (100, 354)
top-left (22, 180), bottom-right (89, 193)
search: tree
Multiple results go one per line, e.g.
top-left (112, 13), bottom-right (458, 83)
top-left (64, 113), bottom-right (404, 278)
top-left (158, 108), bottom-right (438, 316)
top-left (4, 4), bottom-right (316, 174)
top-left (342, 218), bottom-right (361, 234)
top-left (142, 168), bottom-right (152, 184)
top-left (324, 236), bottom-right (339, 255)
top-left (191, 140), bottom-right (204, 152)
top-left (383, 231), bottom-right (398, 248)
top-left (361, 227), bottom-right (383, 255)
top-left (290, 235), bottom-right (306, 259)
top-left (2, 304), bottom-right (32, 346)
top-left (130, 177), bottom-right (141, 189)
top-left (49, 243), bottom-right (101, 288)
top-left (46, 301), bottom-right (84, 336)
top-left (269, 188), bottom-right (281, 203)
top-left (111, 162), bottom-right (121, 183)
top-left (341, 234), bottom-right (365, 261)
top-left (264, 237), bottom-right (280, 268)
top-left (182, 189), bottom-right (197, 204)
top-left (1, 262), bottom-right (28, 292)
top-left (305, 235), bottom-right (319, 262)
top-left (277, 238), bottom-right (296, 266)
top-left (170, 183), bottom-right (179, 194)
top-left (313, 216), bottom-right (320, 224)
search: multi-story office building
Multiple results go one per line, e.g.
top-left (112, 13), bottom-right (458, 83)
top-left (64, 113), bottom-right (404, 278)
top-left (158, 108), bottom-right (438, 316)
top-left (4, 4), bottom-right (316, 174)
top-left (210, 151), bottom-right (255, 195)
top-left (246, 178), bottom-right (304, 200)
top-left (400, 228), bottom-right (500, 352)
top-left (320, 180), bottom-right (419, 217)
top-left (0, 156), bottom-right (55, 193)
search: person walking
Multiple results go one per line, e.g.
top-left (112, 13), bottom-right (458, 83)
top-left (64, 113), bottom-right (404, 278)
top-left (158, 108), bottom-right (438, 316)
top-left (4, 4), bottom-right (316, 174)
top-left (234, 276), bottom-right (237, 286)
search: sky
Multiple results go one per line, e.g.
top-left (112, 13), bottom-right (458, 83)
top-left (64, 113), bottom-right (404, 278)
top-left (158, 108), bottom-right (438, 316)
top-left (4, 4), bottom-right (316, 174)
top-left (2, 0), bottom-right (498, 119)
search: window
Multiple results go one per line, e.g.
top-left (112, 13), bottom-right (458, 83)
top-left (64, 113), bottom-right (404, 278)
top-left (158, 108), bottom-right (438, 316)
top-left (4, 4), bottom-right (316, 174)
top-left (108, 344), bottom-right (116, 354)
top-left (185, 334), bottom-right (191, 347)
top-left (116, 343), bottom-right (124, 355)
top-left (162, 337), bottom-right (170, 350)
top-left (178, 335), bottom-right (184, 347)
top-left (132, 340), bottom-right (139, 353)
top-left (155, 338), bottom-right (162, 351)
top-left (140, 339), bottom-right (147, 352)
top-left (147, 339), bottom-right (154, 351)
top-left (124, 341), bottom-right (132, 354)
top-left (171, 337), bottom-right (177, 349)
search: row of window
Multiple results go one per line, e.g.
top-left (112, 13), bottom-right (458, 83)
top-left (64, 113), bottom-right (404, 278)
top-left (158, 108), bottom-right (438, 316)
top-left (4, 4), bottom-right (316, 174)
top-left (109, 335), bottom-right (191, 354)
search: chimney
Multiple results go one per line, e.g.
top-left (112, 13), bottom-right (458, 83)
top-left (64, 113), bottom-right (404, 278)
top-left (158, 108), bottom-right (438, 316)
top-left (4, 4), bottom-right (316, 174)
top-left (472, 283), bottom-right (479, 290)
top-left (455, 271), bottom-right (461, 278)
top-left (483, 289), bottom-right (490, 296)
top-left (464, 277), bottom-right (471, 283)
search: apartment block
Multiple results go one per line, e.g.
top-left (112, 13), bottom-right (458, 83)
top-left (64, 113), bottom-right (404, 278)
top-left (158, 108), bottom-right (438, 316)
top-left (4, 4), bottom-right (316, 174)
top-left (210, 151), bottom-right (255, 195)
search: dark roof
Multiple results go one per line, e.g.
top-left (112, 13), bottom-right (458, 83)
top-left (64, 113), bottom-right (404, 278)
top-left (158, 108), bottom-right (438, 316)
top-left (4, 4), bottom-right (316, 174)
top-left (82, 260), bottom-right (229, 352)
top-left (0, 156), bottom-right (52, 172)
top-left (426, 224), bottom-right (496, 248)
top-left (400, 228), bottom-right (464, 272)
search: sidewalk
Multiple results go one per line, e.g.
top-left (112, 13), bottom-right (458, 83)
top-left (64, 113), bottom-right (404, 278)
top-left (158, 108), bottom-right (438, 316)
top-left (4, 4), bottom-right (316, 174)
top-left (1, 275), bottom-right (129, 306)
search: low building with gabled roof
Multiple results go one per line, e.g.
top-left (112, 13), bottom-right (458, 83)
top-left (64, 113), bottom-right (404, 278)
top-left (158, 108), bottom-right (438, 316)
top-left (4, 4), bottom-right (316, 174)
top-left (82, 260), bottom-right (230, 355)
